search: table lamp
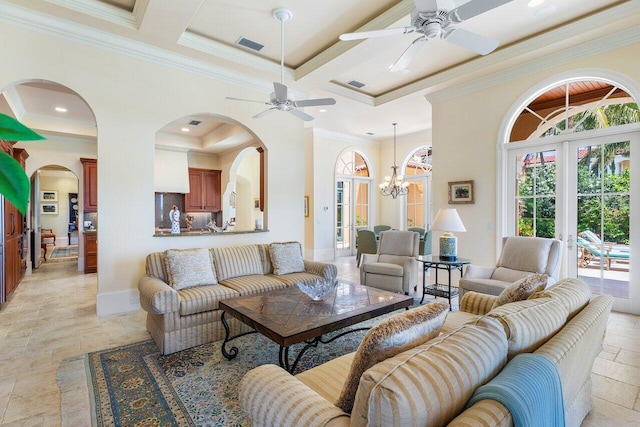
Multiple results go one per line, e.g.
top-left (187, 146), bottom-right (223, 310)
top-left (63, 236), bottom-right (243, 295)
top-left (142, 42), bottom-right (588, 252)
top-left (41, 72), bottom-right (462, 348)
top-left (431, 208), bottom-right (466, 260)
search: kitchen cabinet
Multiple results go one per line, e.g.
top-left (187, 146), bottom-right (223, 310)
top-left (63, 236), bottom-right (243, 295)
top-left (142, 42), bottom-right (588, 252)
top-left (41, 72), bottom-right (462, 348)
top-left (84, 232), bottom-right (97, 273)
top-left (80, 158), bottom-right (98, 212)
top-left (184, 168), bottom-right (221, 212)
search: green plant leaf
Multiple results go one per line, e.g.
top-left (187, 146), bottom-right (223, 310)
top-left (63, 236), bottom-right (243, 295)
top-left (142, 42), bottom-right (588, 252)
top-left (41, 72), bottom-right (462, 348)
top-left (0, 113), bottom-right (45, 141)
top-left (0, 151), bottom-right (29, 214)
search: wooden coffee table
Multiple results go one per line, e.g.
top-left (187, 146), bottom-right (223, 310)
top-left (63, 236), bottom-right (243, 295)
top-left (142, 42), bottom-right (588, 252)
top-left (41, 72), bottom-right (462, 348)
top-left (219, 282), bottom-right (413, 373)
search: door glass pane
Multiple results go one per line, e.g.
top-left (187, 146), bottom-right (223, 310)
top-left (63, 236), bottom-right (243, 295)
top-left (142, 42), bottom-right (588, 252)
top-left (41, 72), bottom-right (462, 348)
top-left (515, 150), bottom-right (556, 237)
top-left (406, 181), bottom-right (424, 227)
top-left (336, 181), bottom-right (352, 250)
top-left (576, 142), bottom-right (630, 298)
top-left (355, 182), bottom-right (369, 227)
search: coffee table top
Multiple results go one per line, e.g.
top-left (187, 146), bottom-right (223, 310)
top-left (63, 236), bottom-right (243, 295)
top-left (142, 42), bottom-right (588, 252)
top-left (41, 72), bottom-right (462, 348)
top-left (219, 282), bottom-right (413, 347)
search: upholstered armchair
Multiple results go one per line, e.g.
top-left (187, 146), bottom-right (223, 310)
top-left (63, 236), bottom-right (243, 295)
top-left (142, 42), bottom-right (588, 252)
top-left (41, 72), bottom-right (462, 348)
top-left (360, 230), bottom-right (420, 294)
top-left (458, 236), bottom-right (563, 298)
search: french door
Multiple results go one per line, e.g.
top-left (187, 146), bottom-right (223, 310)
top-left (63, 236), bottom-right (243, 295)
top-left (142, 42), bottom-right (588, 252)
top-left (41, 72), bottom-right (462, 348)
top-left (336, 178), bottom-right (370, 257)
top-left (507, 129), bottom-right (638, 313)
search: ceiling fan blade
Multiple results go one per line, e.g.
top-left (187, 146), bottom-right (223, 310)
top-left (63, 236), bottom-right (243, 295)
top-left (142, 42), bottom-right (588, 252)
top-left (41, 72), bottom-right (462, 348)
top-left (273, 82), bottom-right (288, 101)
top-left (252, 108), bottom-right (277, 119)
top-left (449, 0), bottom-right (513, 22)
top-left (442, 27), bottom-right (499, 55)
top-left (413, 0), bottom-right (439, 12)
top-left (226, 96), bottom-right (269, 105)
top-left (288, 108), bottom-right (314, 121)
top-left (294, 98), bottom-right (336, 108)
top-left (389, 37), bottom-right (428, 72)
top-left (339, 26), bottom-right (415, 41)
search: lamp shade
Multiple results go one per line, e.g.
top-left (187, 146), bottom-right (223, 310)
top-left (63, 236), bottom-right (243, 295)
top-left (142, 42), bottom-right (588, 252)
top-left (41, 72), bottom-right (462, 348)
top-left (431, 209), bottom-right (466, 232)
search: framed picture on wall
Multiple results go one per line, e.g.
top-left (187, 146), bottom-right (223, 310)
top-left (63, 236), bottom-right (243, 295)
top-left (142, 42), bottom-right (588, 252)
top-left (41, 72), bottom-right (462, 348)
top-left (40, 190), bottom-right (58, 202)
top-left (40, 204), bottom-right (58, 215)
top-left (254, 199), bottom-right (260, 210)
top-left (448, 180), bottom-right (475, 204)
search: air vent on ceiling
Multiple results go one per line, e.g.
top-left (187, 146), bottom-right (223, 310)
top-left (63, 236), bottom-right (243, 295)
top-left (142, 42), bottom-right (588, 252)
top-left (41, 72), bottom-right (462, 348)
top-left (347, 80), bottom-right (366, 89)
top-left (188, 120), bottom-right (201, 126)
top-left (236, 37), bottom-right (264, 52)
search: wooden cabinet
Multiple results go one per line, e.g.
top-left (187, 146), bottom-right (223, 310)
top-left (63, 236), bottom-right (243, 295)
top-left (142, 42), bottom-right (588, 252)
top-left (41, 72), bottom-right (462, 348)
top-left (80, 158), bottom-right (98, 212)
top-left (2, 142), bottom-right (28, 301)
top-left (184, 168), bottom-right (221, 212)
top-left (84, 232), bottom-right (97, 274)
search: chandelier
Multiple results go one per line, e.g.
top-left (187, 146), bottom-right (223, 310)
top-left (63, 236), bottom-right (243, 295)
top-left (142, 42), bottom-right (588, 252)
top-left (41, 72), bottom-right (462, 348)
top-left (379, 123), bottom-right (409, 198)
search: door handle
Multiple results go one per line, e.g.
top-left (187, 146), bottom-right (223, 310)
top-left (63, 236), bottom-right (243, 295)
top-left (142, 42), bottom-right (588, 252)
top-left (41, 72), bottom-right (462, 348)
top-left (566, 234), bottom-right (574, 250)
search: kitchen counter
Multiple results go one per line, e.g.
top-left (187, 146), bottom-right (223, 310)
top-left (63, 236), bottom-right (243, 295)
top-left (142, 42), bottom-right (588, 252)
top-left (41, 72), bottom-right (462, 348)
top-left (153, 229), bottom-right (269, 237)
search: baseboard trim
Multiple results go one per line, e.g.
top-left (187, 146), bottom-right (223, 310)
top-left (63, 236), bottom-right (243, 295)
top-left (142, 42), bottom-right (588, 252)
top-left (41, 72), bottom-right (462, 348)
top-left (96, 289), bottom-right (140, 316)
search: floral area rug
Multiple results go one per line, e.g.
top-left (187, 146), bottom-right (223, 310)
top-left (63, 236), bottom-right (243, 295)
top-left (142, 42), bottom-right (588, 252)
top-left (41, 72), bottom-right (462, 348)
top-left (82, 317), bottom-right (391, 427)
top-left (50, 245), bottom-right (78, 259)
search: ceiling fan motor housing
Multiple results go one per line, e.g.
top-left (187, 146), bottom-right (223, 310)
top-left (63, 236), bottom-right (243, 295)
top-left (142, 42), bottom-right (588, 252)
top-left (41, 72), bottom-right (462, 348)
top-left (412, 9), bottom-right (452, 37)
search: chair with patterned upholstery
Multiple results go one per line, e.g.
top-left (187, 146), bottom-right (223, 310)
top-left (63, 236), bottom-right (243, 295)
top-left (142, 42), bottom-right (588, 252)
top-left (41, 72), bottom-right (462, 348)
top-left (360, 230), bottom-right (420, 294)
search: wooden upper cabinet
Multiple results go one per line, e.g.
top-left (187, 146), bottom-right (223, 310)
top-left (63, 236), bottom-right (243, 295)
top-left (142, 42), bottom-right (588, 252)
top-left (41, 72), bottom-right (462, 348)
top-left (80, 158), bottom-right (98, 212)
top-left (184, 168), bottom-right (221, 212)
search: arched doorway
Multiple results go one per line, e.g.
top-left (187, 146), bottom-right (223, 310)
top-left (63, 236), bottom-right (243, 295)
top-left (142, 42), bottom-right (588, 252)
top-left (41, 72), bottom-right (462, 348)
top-left (499, 72), bottom-right (640, 314)
top-left (402, 145), bottom-right (433, 230)
top-left (335, 150), bottom-right (373, 257)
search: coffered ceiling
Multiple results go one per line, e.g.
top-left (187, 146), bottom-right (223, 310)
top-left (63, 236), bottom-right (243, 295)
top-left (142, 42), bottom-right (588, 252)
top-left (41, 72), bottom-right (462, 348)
top-left (0, 0), bottom-right (636, 151)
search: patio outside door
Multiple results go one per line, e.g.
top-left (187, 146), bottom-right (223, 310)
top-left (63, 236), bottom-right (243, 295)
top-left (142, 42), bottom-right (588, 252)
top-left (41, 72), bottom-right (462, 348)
top-left (508, 130), bottom-right (638, 313)
top-left (336, 178), bottom-right (369, 257)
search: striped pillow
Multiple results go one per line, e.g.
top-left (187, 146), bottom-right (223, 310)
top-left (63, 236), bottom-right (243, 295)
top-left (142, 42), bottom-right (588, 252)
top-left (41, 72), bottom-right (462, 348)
top-left (335, 301), bottom-right (449, 414)
top-left (212, 245), bottom-right (263, 281)
top-left (269, 242), bottom-right (305, 276)
top-left (164, 248), bottom-right (217, 290)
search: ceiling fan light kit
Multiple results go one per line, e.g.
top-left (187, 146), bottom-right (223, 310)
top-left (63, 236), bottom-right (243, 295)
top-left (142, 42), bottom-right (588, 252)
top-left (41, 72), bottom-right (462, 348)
top-left (341, 0), bottom-right (513, 73)
top-left (225, 7), bottom-right (336, 121)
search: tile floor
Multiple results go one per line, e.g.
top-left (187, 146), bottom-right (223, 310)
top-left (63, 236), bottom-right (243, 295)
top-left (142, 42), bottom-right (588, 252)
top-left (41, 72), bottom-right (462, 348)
top-left (0, 256), bottom-right (638, 426)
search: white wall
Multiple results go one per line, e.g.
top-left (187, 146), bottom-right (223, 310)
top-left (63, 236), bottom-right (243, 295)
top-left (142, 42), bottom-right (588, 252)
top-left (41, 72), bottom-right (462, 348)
top-left (1, 21), bottom-right (304, 316)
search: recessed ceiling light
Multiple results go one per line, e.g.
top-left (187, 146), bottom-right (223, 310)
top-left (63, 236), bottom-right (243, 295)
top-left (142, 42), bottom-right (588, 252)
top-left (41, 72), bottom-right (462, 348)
top-left (181, 127), bottom-right (189, 132)
top-left (533, 4), bottom-right (555, 17)
top-left (527, 0), bottom-right (545, 7)
top-left (319, 109), bottom-right (327, 113)
top-left (54, 106), bottom-right (67, 113)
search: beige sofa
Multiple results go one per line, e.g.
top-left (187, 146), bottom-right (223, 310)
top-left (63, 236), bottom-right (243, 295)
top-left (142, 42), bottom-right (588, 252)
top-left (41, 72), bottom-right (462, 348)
top-left (239, 278), bottom-right (612, 426)
top-left (138, 242), bottom-right (337, 355)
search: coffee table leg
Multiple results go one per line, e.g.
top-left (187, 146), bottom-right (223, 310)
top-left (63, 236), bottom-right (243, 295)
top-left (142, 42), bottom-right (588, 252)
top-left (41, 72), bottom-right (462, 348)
top-left (221, 312), bottom-right (238, 360)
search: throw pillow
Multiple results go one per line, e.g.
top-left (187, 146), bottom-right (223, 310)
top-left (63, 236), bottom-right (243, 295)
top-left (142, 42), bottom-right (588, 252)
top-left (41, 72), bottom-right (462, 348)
top-left (334, 300), bottom-right (449, 414)
top-left (491, 273), bottom-right (548, 310)
top-left (164, 248), bottom-right (217, 290)
top-left (269, 242), bottom-right (305, 275)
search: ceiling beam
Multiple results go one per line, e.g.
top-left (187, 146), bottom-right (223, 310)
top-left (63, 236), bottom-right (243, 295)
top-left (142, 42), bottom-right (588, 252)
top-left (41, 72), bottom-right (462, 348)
top-left (138, 0), bottom-right (204, 45)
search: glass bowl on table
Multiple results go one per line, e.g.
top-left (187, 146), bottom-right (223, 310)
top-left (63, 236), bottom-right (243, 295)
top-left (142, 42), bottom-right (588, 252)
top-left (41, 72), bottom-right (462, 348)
top-left (297, 278), bottom-right (338, 301)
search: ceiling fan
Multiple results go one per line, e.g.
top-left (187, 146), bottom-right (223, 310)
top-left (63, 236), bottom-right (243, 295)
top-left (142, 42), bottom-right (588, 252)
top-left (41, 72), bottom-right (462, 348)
top-left (226, 8), bottom-right (336, 121)
top-left (339, 0), bottom-right (513, 72)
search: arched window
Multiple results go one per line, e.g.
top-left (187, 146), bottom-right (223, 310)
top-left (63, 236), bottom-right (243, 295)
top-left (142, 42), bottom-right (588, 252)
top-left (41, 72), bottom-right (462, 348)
top-left (402, 146), bottom-right (432, 229)
top-left (501, 74), bottom-right (639, 312)
top-left (335, 150), bottom-right (372, 256)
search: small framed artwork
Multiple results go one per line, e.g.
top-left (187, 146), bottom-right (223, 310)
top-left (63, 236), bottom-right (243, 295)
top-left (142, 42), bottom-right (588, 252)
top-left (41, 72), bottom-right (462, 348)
top-left (448, 180), bottom-right (475, 204)
top-left (254, 199), bottom-right (260, 210)
top-left (40, 204), bottom-right (58, 215)
top-left (40, 190), bottom-right (58, 202)
top-left (304, 196), bottom-right (309, 217)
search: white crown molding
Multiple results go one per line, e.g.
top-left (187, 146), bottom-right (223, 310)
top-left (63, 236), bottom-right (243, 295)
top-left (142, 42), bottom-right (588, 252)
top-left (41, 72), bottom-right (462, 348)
top-left (131, 0), bottom-right (149, 28)
top-left (2, 86), bottom-right (26, 120)
top-left (178, 31), bottom-right (295, 81)
top-left (308, 127), bottom-right (379, 146)
top-left (37, 130), bottom-right (96, 144)
top-left (46, 0), bottom-right (137, 29)
top-left (295, 0), bottom-right (414, 80)
top-left (425, 23), bottom-right (640, 104)
top-left (324, 82), bottom-right (376, 106)
top-left (0, 1), bottom-right (276, 95)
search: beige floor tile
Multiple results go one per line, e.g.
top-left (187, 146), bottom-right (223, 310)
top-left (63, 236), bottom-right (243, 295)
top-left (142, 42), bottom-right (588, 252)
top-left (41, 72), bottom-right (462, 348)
top-left (0, 414), bottom-right (46, 427)
top-left (591, 373), bottom-right (639, 409)
top-left (617, 349), bottom-right (640, 369)
top-left (593, 355), bottom-right (640, 387)
top-left (582, 396), bottom-right (640, 426)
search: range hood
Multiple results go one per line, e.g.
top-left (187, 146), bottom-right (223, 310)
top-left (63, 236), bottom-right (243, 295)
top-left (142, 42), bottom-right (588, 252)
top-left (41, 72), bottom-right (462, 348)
top-left (154, 148), bottom-right (190, 193)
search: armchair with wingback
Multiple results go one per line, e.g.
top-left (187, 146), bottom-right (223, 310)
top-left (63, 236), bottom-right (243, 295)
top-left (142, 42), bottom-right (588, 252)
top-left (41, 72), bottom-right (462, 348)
top-left (458, 236), bottom-right (563, 298)
top-left (360, 230), bottom-right (420, 294)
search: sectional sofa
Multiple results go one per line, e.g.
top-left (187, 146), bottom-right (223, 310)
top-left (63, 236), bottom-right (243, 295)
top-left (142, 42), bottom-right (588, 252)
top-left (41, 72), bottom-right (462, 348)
top-left (239, 278), bottom-right (612, 427)
top-left (138, 242), bottom-right (337, 355)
